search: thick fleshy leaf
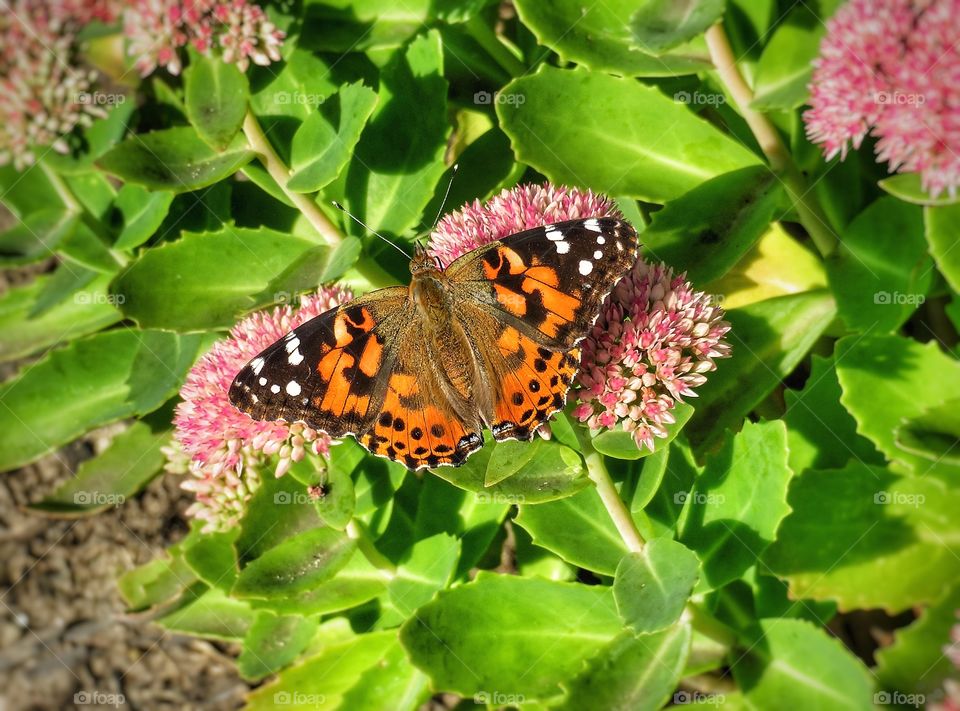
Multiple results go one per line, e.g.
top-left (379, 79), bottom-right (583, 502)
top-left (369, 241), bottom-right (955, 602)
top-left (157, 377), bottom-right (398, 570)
top-left (513, 0), bottom-right (711, 77)
top-left (400, 572), bottom-right (623, 699)
top-left (641, 166), bottom-right (783, 284)
top-left (97, 126), bottom-right (254, 193)
top-left (28, 420), bottom-right (169, 516)
top-left (749, 6), bottom-right (825, 111)
top-left (497, 65), bottom-right (759, 204)
top-left (515, 485), bottom-right (633, 575)
top-left (686, 291), bottom-right (835, 450)
top-left (246, 631), bottom-right (396, 710)
top-left (559, 625), bottom-right (692, 711)
top-left (733, 619), bottom-right (874, 710)
top-left (58, 220), bottom-right (118, 272)
top-left (629, 0), bottom-right (726, 54)
top-left (876, 582), bottom-right (960, 694)
top-left (432, 436), bottom-right (588, 504)
top-left (836, 335), bottom-right (960, 479)
top-left (235, 473), bottom-right (324, 564)
top-left (111, 184), bottom-right (175, 250)
top-left (345, 30), bottom-right (449, 237)
top-left (614, 539), bottom-right (700, 633)
top-left (895, 398), bottom-right (960, 470)
top-left (110, 226), bottom-right (315, 331)
top-left (43, 99), bottom-right (135, 174)
top-left (925, 203), bottom-right (960, 291)
top-left (312, 461), bottom-right (356, 531)
top-left (763, 463), bottom-right (960, 611)
top-left (680, 421), bottom-right (792, 591)
top-left (826, 197), bottom-right (930, 332)
top-left (233, 527), bottom-right (356, 599)
top-left (288, 82), bottom-right (378, 192)
top-left (338, 640), bottom-right (431, 711)
top-left (783, 355), bottom-right (883, 473)
top-left (0, 330), bottom-right (201, 471)
top-left (0, 270), bottom-right (120, 362)
top-left (157, 586), bottom-right (256, 641)
top-left (880, 172), bottom-right (960, 207)
top-left (181, 527), bottom-right (239, 591)
top-left (184, 54), bottom-right (249, 150)
top-left (118, 552), bottom-right (198, 612)
top-left (379, 533), bottom-right (460, 627)
top-left (238, 612), bottom-right (319, 681)
top-left (0, 208), bottom-right (77, 265)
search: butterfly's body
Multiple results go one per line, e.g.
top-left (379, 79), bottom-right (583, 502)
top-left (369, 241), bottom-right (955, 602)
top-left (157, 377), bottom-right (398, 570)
top-left (230, 218), bottom-right (638, 470)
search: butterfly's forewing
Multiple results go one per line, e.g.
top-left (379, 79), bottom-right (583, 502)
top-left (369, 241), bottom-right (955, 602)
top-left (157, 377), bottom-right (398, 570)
top-left (229, 288), bottom-right (483, 470)
top-left (448, 217), bottom-right (638, 441)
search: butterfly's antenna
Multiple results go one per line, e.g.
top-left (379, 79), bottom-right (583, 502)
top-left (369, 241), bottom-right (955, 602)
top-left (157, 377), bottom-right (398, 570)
top-left (332, 201), bottom-right (413, 260)
top-left (430, 163), bottom-right (459, 230)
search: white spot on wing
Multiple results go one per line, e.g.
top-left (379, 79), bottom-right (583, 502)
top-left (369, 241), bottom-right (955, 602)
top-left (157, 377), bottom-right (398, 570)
top-left (259, 377), bottom-right (267, 386)
top-left (285, 337), bottom-right (300, 353)
top-left (556, 240), bottom-right (570, 254)
top-left (270, 384), bottom-right (280, 394)
top-left (545, 227), bottom-right (563, 241)
top-left (583, 218), bottom-right (601, 232)
top-left (594, 250), bottom-right (603, 259)
top-left (288, 349), bottom-right (304, 366)
top-left (286, 380), bottom-right (301, 396)
top-left (251, 357), bottom-right (265, 375)
top-left (578, 260), bottom-right (593, 275)
top-left (596, 235), bottom-right (605, 245)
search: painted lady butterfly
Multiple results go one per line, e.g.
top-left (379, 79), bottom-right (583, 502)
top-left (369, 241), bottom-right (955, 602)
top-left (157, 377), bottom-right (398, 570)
top-left (229, 217), bottom-right (638, 470)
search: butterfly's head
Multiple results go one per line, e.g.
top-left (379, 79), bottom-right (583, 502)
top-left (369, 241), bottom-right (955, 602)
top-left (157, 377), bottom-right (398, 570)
top-left (410, 242), bottom-right (444, 276)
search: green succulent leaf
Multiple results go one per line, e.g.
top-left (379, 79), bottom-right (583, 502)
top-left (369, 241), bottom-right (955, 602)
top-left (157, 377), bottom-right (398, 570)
top-left (629, 0), bottom-right (726, 54)
top-left (614, 539), bottom-right (700, 633)
top-left (238, 612), bottom-right (319, 681)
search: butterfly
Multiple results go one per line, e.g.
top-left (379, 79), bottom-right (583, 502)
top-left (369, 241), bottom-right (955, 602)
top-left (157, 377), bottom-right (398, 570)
top-left (229, 217), bottom-right (638, 470)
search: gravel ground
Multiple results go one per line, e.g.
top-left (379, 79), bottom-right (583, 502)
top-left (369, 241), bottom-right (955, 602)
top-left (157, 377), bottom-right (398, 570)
top-left (0, 432), bottom-right (250, 711)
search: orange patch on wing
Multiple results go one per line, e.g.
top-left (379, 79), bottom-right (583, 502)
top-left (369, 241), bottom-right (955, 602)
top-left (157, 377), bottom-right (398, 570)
top-left (319, 354), bottom-right (355, 415)
top-left (357, 337), bottom-right (383, 377)
top-left (494, 284), bottom-right (526, 317)
top-left (497, 326), bottom-right (522, 354)
top-left (483, 246), bottom-right (526, 279)
top-left (524, 265), bottom-right (560, 287)
top-left (523, 280), bottom-right (580, 321)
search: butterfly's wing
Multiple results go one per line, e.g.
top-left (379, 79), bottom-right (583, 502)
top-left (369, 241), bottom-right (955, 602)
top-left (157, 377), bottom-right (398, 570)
top-left (229, 288), bottom-right (483, 469)
top-left (447, 217), bottom-right (638, 440)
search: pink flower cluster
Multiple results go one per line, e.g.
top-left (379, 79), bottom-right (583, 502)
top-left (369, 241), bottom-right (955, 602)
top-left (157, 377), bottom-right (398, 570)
top-left (804, 0), bottom-right (960, 198)
top-left (427, 183), bottom-right (731, 452)
top-left (171, 287), bottom-right (351, 531)
top-left (124, 0), bottom-right (285, 76)
top-left (572, 261), bottom-right (730, 451)
top-left (0, 1), bottom-right (112, 169)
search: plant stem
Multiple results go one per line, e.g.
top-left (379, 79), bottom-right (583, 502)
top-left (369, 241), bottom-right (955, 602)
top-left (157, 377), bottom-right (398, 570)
top-left (582, 440), bottom-right (645, 553)
top-left (346, 519), bottom-right (397, 578)
top-left (704, 23), bottom-right (839, 258)
top-left (465, 16), bottom-right (527, 78)
top-left (242, 110), bottom-right (342, 248)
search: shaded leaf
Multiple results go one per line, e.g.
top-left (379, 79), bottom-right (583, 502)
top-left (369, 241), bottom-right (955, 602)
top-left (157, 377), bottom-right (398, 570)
top-left (629, 0), bottom-right (726, 54)
top-left (238, 612), bottom-right (319, 681)
top-left (111, 184), bottom-right (175, 250)
top-left (157, 586), bottom-right (256, 641)
top-left (925, 202), bottom-right (960, 292)
top-left (184, 54), bottom-right (249, 150)
top-left (614, 539), bottom-right (700, 633)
